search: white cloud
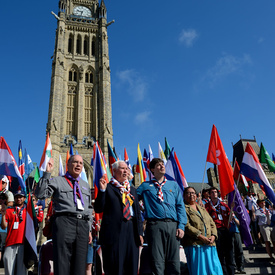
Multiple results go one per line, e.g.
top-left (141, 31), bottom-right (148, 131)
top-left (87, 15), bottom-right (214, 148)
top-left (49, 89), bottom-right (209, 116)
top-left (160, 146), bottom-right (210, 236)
top-left (179, 28), bottom-right (198, 47)
top-left (135, 111), bottom-right (152, 124)
top-left (116, 69), bottom-right (148, 102)
top-left (257, 37), bottom-right (264, 44)
top-left (202, 53), bottom-right (252, 88)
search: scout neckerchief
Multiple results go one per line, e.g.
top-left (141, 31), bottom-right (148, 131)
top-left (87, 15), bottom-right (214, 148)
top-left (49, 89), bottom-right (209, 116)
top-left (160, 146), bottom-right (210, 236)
top-left (152, 177), bottom-right (167, 202)
top-left (15, 204), bottom-right (26, 223)
top-left (109, 177), bottom-right (134, 220)
top-left (259, 206), bottom-right (270, 217)
top-left (210, 199), bottom-right (222, 213)
top-left (64, 172), bottom-right (84, 207)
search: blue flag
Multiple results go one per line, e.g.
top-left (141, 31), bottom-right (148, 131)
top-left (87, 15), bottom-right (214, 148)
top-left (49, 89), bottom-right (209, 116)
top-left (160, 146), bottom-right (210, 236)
top-left (24, 148), bottom-right (34, 178)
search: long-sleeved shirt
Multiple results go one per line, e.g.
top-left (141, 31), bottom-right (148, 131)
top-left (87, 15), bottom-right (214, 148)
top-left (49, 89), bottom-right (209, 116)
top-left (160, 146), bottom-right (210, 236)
top-left (35, 172), bottom-right (93, 228)
top-left (137, 179), bottom-right (187, 231)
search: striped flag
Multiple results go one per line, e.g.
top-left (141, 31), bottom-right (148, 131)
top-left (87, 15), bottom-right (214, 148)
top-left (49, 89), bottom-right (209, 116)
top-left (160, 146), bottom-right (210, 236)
top-left (240, 142), bottom-right (275, 205)
top-left (24, 194), bottom-right (38, 268)
top-left (137, 144), bottom-right (146, 183)
top-left (124, 148), bottom-right (133, 179)
top-left (39, 133), bottom-right (52, 172)
top-left (0, 137), bottom-right (26, 191)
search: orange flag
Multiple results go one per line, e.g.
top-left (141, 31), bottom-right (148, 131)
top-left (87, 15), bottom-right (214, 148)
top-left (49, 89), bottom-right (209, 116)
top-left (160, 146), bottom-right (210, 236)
top-left (65, 150), bottom-right (70, 172)
top-left (206, 125), bottom-right (234, 198)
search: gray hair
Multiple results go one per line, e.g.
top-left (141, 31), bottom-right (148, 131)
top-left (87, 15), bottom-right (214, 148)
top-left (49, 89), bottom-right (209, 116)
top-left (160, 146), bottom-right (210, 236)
top-left (112, 160), bottom-right (127, 171)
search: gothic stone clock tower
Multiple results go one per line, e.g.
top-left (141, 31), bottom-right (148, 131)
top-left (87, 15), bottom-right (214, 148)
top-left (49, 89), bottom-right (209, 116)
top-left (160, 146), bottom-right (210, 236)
top-left (46, 0), bottom-right (113, 184)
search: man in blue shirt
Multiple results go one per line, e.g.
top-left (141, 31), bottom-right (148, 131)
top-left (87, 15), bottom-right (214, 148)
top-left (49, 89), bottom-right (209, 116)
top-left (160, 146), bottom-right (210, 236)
top-left (137, 158), bottom-right (187, 275)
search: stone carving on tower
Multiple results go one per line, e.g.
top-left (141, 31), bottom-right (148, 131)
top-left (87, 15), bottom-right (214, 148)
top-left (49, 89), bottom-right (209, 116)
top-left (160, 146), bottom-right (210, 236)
top-left (46, 0), bottom-right (114, 185)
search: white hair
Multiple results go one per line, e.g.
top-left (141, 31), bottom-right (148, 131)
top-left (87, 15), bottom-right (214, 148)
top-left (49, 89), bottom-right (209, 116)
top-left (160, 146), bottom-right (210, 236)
top-left (112, 160), bottom-right (126, 171)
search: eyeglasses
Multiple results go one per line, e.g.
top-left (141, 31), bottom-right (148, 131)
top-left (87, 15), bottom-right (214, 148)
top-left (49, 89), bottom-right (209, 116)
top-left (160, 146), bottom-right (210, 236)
top-left (186, 192), bottom-right (196, 196)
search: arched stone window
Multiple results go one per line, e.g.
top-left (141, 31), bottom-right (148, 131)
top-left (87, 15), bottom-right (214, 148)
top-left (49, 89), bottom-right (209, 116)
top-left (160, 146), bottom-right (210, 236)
top-left (84, 36), bottom-right (89, 55)
top-left (76, 35), bottom-right (82, 54)
top-left (68, 34), bottom-right (73, 54)
top-left (85, 69), bottom-right (93, 84)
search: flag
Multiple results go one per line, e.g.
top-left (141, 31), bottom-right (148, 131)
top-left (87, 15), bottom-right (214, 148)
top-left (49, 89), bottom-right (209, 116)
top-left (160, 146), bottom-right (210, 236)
top-left (34, 167), bottom-right (40, 183)
top-left (39, 133), bottom-right (52, 172)
top-left (124, 148), bottom-right (133, 178)
top-left (143, 149), bottom-right (150, 173)
top-left (24, 148), bottom-right (34, 178)
top-left (240, 142), bottom-right (275, 205)
top-left (233, 160), bottom-right (249, 190)
top-left (165, 149), bottom-right (186, 194)
top-left (148, 144), bottom-right (154, 161)
top-left (260, 143), bottom-right (275, 172)
top-left (107, 140), bottom-right (117, 174)
top-left (80, 166), bottom-right (88, 183)
top-left (158, 142), bottom-right (167, 165)
top-left (18, 140), bottom-right (25, 181)
top-left (65, 150), bottom-right (70, 172)
top-left (70, 143), bottom-right (74, 156)
top-left (164, 137), bottom-right (171, 159)
top-left (206, 125), bottom-right (234, 198)
top-left (228, 184), bottom-right (253, 247)
top-left (24, 193), bottom-right (38, 268)
top-left (0, 137), bottom-right (26, 191)
top-left (59, 155), bottom-right (64, 176)
top-left (137, 144), bottom-right (146, 183)
top-left (174, 151), bottom-right (188, 188)
top-left (92, 142), bottom-right (109, 223)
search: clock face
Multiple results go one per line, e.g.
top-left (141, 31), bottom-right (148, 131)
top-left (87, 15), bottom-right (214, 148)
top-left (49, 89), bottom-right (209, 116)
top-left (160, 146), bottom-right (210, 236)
top-left (73, 6), bottom-right (92, 17)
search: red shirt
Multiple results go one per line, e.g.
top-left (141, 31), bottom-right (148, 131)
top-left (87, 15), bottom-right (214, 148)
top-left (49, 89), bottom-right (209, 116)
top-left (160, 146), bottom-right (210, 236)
top-left (5, 206), bottom-right (26, 247)
top-left (35, 206), bottom-right (44, 223)
top-left (205, 200), bottom-right (230, 229)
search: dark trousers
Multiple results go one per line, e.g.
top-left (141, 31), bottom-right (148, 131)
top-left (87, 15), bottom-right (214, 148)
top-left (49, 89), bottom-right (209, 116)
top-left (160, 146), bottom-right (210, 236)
top-left (52, 215), bottom-right (89, 275)
top-left (146, 220), bottom-right (180, 275)
top-left (231, 232), bottom-right (244, 270)
top-left (102, 219), bottom-right (139, 275)
top-left (216, 228), bottom-right (235, 275)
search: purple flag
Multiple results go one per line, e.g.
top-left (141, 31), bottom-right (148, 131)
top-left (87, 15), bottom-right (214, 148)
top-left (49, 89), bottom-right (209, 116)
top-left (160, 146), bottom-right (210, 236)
top-left (228, 184), bottom-right (253, 247)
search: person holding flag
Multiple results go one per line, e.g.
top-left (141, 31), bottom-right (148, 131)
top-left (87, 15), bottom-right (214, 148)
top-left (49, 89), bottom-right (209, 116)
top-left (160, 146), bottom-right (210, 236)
top-left (137, 158), bottom-right (187, 275)
top-left (205, 187), bottom-right (235, 275)
top-left (1, 190), bottom-right (28, 275)
top-left (35, 155), bottom-right (93, 275)
top-left (94, 160), bottom-right (143, 275)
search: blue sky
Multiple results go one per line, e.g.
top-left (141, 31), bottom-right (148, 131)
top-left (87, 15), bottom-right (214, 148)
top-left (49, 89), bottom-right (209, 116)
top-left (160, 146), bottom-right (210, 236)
top-left (1, 1), bottom-right (275, 182)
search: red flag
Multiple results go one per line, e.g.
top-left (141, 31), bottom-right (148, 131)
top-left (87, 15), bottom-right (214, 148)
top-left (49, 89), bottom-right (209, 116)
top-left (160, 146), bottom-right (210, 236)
top-left (206, 125), bottom-right (234, 198)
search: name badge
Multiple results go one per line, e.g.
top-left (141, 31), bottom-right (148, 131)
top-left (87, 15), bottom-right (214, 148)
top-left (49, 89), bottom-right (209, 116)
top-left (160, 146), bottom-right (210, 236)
top-left (13, 222), bottom-right (19, 229)
top-left (77, 199), bottom-right (84, 211)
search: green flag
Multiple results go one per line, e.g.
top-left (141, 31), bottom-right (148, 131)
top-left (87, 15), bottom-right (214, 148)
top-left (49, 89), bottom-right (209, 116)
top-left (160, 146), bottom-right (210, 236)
top-left (164, 137), bottom-right (171, 159)
top-left (34, 167), bottom-right (41, 183)
top-left (260, 143), bottom-right (275, 172)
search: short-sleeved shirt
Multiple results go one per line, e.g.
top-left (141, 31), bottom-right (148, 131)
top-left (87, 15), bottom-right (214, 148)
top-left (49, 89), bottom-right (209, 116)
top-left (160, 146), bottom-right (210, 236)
top-left (5, 206), bottom-right (26, 247)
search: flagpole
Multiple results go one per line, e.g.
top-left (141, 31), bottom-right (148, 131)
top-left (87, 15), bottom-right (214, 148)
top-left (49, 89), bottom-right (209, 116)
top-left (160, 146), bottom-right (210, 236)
top-left (227, 172), bottom-right (241, 228)
top-left (200, 161), bottom-right (208, 195)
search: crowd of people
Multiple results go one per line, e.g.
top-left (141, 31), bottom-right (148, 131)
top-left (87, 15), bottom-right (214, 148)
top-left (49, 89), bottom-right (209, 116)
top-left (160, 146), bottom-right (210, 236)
top-left (0, 156), bottom-right (275, 275)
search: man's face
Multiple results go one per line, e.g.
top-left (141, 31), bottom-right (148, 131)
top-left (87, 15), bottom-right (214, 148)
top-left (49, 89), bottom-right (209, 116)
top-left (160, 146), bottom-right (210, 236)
top-left (210, 189), bottom-right (218, 200)
top-left (67, 155), bottom-right (83, 178)
top-left (15, 195), bottom-right (25, 207)
top-left (151, 161), bottom-right (165, 177)
top-left (113, 162), bottom-right (128, 183)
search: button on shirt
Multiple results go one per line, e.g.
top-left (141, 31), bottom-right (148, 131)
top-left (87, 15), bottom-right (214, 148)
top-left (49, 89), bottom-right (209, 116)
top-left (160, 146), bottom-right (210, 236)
top-left (137, 179), bottom-right (187, 231)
